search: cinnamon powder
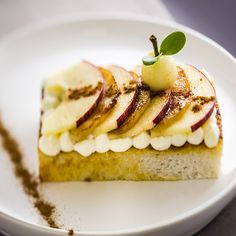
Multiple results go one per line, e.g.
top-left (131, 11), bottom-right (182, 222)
top-left (68, 229), bottom-right (74, 236)
top-left (68, 81), bottom-right (103, 100)
top-left (0, 118), bottom-right (59, 229)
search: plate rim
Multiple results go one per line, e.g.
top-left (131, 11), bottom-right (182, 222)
top-left (0, 12), bottom-right (236, 235)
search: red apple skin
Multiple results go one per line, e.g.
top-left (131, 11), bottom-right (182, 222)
top-left (187, 64), bottom-right (216, 94)
top-left (152, 88), bottom-right (172, 125)
top-left (74, 61), bottom-right (105, 127)
top-left (112, 82), bottom-right (150, 134)
top-left (76, 87), bottom-right (104, 127)
top-left (116, 88), bottom-right (139, 127)
top-left (108, 65), bottom-right (140, 128)
top-left (185, 64), bottom-right (216, 132)
top-left (191, 99), bottom-right (215, 132)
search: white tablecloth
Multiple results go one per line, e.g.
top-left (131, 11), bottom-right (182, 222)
top-left (0, 0), bottom-right (173, 37)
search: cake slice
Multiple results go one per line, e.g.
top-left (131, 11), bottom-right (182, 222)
top-left (38, 32), bottom-right (223, 182)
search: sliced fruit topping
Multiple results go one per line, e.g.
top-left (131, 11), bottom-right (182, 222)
top-left (42, 90), bottom-right (103, 136)
top-left (108, 65), bottom-right (136, 91)
top-left (42, 61), bottom-right (104, 136)
top-left (44, 60), bottom-right (103, 96)
top-left (111, 88), bottom-right (171, 138)
top-left (93, 66), bottom-right (139, 136)
top-left (70, 67), bottom-right (119, 142)
top-left (163, 66), bottom-right (191, 122)
top-left (93, 91), bottom-right (138, 135)
top-left (111, 82), bottom-right (150, 135)
top-left (151, 64), bottom-right (216, 137)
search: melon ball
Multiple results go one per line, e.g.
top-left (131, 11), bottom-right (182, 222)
top-left (142, 56), bottom-right (177, 91)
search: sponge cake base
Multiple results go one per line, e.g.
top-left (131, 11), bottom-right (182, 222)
top-left (39, 140), bottom-right (222, 182)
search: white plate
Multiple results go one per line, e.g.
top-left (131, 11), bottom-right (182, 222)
top-left (0, 14), bottom-right (236, 236)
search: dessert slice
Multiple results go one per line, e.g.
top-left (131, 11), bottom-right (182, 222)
top-left (38, 32), bottom-right (222, 181)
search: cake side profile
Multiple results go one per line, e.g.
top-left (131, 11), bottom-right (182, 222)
top-left (38, 32), bottom-right (223, 182)
top-left (39, 137), bottom-right (222, 182)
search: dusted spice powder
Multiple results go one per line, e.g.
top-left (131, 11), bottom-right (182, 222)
top-left (0, 117), bottom-right (59, 228)
top-left (68, 229), bottom-right (74, 236)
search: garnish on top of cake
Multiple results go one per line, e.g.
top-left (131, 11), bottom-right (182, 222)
top-left (38, 32), bottom-right (222, 182)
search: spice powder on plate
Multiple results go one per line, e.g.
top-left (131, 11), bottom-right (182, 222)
top-left (0, 117), bottom-right (59, 229)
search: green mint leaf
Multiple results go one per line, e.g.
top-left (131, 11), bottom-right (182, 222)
top-left (142, 54), bottom-right (162, 66)
top-left (160, 31), bottom-right (186, 55)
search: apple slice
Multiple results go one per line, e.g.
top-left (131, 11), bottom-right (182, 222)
top-left (93, 66), bottom-right (139, 136)
top-left (111, 88), bottom-right (171, 138)
top-left (108, 65), bottom-right (136, 91)
top-left (162, 66), bottom-right (191, 123)
top-left (111, 82), bottom-right (150, 135)
top-left (151, 64), bottom-right (216, 137)
top-left (42, 61), bottom-right (104, 136)
top-left (42, 90), bottom-right (103, 136)
top-left (111, 67), bottom-right (189, 136)
top-left (44, 60), bottom-right (103, 95)
top-left (70, 67), bottom-right (119, 142)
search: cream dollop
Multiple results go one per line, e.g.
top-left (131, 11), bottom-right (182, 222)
top-left (59, 131), bottom-right (74, 152)
top-left (187, 128), bottom-right (204, 145)
top-left (171, 134), bottom-right (187, 147)
top-left (74, 139), bottom-right (95, 157)
top-left (39, 135), bottom-right (60, 156)
top-left (110, 137), bottom-right (132, 152)
top-left (133, 131), bottom-right (150, 149)
top-left (150, 136), bottom-right (171, 151)
top-left (203, 113), bottom-right (220, 148)
top-left (95, 134), bottom-right (110, 153)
